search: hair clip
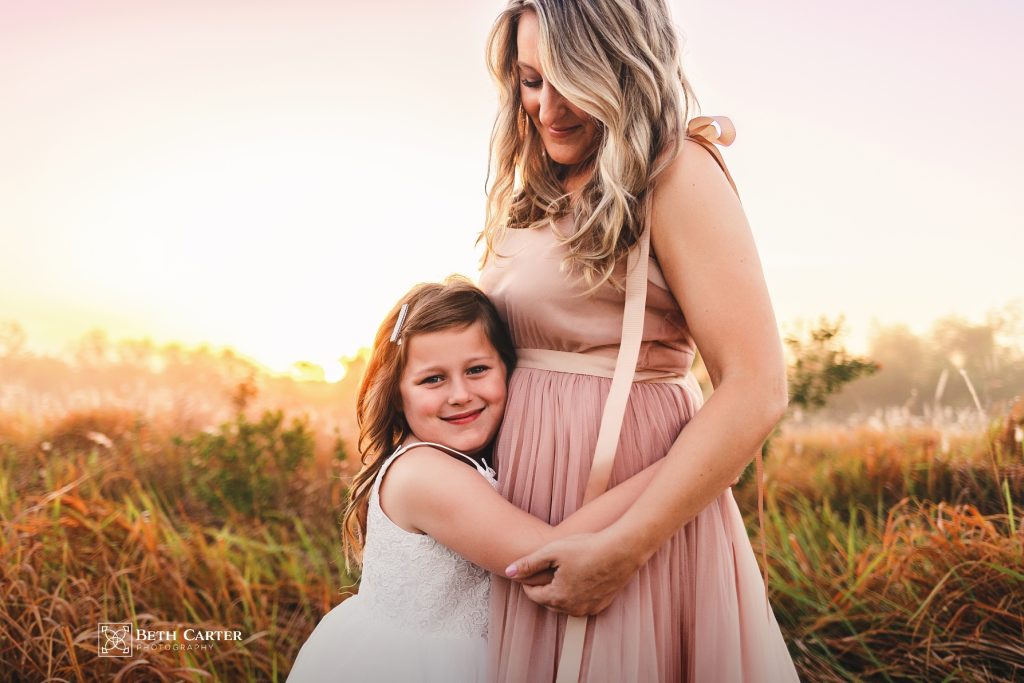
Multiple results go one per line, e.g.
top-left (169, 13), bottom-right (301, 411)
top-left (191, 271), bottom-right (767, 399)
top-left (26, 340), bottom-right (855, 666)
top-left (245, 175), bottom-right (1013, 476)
top-left (389, 303), bottom-right (409, 344)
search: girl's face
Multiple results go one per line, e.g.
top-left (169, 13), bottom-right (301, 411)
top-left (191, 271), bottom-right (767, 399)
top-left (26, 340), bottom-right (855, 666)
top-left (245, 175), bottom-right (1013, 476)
top-left (398, 321), bottom-right (508, 456)
top-left (516, 10), bottom-right (600, 168)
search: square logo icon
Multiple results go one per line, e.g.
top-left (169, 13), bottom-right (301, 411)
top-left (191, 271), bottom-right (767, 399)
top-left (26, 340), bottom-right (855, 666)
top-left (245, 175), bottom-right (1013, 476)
top-left (98, 623), bottom-right (132, 657)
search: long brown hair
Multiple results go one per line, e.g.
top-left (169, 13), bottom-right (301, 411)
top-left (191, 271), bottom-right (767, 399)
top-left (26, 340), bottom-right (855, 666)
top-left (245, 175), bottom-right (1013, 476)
top-left (341, 276), bottom-right (516, 568)
top-left (480, 0), bottom-right (698, 292)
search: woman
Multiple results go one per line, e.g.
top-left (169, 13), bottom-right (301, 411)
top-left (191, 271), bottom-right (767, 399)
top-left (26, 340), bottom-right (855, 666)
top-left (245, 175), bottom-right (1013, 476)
top-left (477, 1), bottom-right (800, 681)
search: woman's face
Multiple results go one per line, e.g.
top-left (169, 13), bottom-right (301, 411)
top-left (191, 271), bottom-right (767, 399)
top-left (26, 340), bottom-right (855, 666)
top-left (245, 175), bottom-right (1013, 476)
top-left (516, 10), bottom-right (600, 168)
top-left (398, 321), bottom-right (508, 456)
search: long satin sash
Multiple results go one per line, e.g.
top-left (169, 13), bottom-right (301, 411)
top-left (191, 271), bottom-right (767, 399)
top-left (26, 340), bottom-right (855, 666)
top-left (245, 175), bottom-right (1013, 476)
top-left (553, 116), bottom-right (768, 683)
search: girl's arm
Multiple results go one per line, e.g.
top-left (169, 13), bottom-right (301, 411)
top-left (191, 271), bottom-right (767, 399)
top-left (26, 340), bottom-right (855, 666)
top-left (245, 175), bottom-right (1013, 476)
top-left (379, 446), bottom-right (663, 576)
top-left (506, 138), bottom-right (788, 616)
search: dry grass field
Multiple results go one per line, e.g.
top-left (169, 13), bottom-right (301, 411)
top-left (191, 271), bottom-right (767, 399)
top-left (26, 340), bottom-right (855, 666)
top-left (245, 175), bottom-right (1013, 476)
top-left (1, 395), bottom-right (1021, 681)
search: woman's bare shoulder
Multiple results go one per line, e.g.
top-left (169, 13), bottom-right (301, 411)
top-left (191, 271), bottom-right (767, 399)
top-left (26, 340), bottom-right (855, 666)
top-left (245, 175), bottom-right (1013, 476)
top-left (650, 138), bottom-right (745, 243)
top-left (656, 138), bottom-right (735, 200)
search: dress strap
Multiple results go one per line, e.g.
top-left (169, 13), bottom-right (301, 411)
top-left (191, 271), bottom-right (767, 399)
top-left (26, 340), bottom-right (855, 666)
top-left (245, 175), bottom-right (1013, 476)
top-left (393, 441), bottom-right (493, 477)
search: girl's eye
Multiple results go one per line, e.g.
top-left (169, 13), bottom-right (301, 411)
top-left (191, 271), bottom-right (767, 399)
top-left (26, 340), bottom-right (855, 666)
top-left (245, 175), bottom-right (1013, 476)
top-left (467, 365), bottom-right (489, 375)
top-left (421, 375), bottom-right (444, 385)
top-left (520, 78), bottom-right (542, 89)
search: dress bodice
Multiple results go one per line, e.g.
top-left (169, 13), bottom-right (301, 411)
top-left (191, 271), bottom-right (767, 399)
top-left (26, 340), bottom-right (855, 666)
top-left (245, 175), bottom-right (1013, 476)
top-left (356, 442), bottom-right (495, 639)
top-left (478, 215), bottom-right (696, 376)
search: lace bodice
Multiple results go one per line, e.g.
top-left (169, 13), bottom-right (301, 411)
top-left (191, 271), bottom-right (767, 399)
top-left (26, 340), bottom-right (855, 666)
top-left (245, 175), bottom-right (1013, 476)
top-left (356, 442), bottom-right (496, 639)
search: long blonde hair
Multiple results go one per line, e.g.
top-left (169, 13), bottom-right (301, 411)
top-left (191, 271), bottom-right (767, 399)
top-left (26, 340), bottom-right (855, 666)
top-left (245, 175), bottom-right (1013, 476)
top-left (480, 0), bottom-right (698, 292)
top-left (341, 276), bottom-right (516, 568)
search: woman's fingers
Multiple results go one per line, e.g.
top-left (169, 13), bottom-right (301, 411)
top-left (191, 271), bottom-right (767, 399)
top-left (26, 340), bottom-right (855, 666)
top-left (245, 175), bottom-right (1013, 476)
top-left (505, 545), bottom-right (558, 580)
top-left (522, 582), bottom-right (558, 608)
top-left (510, 532), bottom-right (637, 616)
top-left (522, 581), bottom-right (608, 617)
top-left (517, 568), bottom-right (556, 586)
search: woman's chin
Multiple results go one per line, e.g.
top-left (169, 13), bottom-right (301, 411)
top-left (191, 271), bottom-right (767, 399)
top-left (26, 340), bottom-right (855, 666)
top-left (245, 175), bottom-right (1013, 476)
top-left (546, 149), bottom-right (587, 166)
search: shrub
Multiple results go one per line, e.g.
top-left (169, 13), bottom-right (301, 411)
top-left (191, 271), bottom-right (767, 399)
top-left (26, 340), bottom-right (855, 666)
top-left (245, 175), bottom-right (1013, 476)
top-left (175, 409), bottom-right (315, 517)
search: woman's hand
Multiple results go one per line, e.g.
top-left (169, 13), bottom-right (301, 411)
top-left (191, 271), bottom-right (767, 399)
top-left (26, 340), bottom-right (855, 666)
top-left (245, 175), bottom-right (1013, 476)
top-left (504, 531), bottom-right (641, 617)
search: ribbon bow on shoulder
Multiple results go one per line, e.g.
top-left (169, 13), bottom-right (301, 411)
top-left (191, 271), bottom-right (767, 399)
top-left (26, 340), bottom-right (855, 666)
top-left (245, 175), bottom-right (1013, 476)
top-left (686, 115), bottom-right (737, 146)
top-left (683, 115), bottom-right (739, 198)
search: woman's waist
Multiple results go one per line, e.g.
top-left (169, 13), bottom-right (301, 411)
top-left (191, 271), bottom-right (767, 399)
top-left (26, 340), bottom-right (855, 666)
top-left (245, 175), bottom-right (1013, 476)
top-left (514, 347), bottom-right (696, 387)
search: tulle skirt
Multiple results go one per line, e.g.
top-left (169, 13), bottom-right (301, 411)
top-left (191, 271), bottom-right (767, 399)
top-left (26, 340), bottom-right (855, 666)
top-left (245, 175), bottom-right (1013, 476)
top-left (488, 368), bottom-right (799, 682)
top-left (289, 594), bottom-right (488, 682)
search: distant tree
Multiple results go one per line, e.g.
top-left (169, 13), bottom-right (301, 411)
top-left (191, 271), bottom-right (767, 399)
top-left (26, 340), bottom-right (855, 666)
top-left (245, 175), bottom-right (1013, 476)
top-left (785, 317), bottom-right (879, 412)
top-left (841, 323), bottom-right (939, 411)
top-left (115, 337), bottom-right (158, 372)
top-left (74, 329), bottom-right (113, 367)
top-left (231, 373), bottom-right (259, 413)
top-left (0, 321), bottom-right (27, 359)
top-left (987, 298), bottom-right (1024, 351)
top-left (291, 360), bottom-right (326, 383)
top-left (823, 304), bottom-right (1024, 417)
top-left (931, 313), bottom-right (1023, 406)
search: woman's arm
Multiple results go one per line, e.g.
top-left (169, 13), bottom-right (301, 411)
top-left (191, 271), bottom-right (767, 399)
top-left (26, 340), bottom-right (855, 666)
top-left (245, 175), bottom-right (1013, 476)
top-left (378, 446), bottom-right (663, 577)
top-left (507, 139), bottom-right (788, 616)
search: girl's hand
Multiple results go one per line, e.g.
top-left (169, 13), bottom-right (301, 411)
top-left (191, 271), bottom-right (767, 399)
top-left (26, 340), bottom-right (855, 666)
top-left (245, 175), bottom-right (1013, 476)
top-left (504, 532), bottom-right (640, 617)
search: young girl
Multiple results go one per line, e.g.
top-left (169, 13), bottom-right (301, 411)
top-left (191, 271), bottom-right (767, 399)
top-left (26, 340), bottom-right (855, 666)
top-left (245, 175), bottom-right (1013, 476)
top-left (287, 276), bottom-right (663, 682)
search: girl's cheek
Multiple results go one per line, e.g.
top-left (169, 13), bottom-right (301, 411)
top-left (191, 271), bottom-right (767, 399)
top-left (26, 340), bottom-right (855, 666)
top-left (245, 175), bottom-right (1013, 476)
top-left (404, 389), bottom-right (427, 417)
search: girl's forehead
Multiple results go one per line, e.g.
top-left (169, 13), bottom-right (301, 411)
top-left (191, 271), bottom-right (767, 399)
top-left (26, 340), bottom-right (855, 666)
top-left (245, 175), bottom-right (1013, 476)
top-left (402, 322), bottom-right (497, 371)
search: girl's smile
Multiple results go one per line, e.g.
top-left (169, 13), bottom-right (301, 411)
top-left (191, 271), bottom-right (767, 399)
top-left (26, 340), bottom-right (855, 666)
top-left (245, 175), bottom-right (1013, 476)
top-left (442, 407), bottom-right (485, 425)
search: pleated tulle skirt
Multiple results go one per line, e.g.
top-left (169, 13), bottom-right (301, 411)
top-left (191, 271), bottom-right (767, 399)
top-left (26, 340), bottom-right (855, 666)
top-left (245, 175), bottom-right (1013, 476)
top-left (487, 368), bottom-right (799, 682)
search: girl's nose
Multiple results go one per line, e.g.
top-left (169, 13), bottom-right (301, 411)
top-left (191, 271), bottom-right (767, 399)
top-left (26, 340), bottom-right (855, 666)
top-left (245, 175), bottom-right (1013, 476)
top-left (538, 83), bottom-right (568, 127)
top-left (447, 377), bottom-right (472, 405)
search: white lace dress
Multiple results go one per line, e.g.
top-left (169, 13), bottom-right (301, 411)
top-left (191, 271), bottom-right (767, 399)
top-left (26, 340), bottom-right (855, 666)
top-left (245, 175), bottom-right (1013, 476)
top-left (287, 442), bottom-right (496, 682)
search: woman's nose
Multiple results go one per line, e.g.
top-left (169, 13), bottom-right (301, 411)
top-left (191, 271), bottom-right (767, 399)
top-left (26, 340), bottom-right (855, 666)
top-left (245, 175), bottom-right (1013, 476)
top-left (538, 83), bottom-right (568, 127)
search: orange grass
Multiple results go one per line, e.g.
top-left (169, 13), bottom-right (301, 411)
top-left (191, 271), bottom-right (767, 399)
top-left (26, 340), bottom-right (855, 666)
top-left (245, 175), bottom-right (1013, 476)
top-left (2, 404), bottom-right (1022, 681)
top-left (0, 408), bottom-right (353, 681)
top-left (733, 414), bottom-right (1024, 681)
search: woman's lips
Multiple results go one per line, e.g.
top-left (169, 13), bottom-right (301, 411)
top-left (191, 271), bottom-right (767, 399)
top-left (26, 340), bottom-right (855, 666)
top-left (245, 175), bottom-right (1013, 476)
top-left (547, 125), bottom-right (581, 139)
top-left (442, 408), bottom-right (484, 425)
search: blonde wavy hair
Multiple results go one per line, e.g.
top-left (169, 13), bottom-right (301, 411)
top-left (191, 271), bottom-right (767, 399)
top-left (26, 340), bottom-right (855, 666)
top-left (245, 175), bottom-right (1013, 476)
top-left (480, 0), bottom-right (698, 292)
top-left (341, 276), bottom-right (516, 568)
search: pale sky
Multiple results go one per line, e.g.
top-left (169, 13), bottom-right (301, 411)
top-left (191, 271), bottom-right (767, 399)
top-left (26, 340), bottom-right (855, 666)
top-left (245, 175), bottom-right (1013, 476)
top-left (2, 0), bottom-right (1022, 381)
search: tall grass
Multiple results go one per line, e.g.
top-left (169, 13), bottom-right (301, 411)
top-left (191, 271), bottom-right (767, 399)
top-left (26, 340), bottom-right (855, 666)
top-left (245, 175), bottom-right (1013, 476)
top-left (1, 402), bottom-right (1022, 680)
top-left (0, 407), bottom-right (353, 681)
top-left (734, 409), bottom-right (1024, 681)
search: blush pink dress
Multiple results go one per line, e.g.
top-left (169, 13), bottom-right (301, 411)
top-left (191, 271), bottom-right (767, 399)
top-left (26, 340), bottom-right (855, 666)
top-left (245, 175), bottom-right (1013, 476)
top-left (479, 206), bottom-right (800, 680)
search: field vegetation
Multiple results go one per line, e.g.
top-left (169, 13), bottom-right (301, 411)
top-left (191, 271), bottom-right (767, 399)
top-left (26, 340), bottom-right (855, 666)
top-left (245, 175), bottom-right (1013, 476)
top-left (0, 314), bottom-right (1022, 680)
